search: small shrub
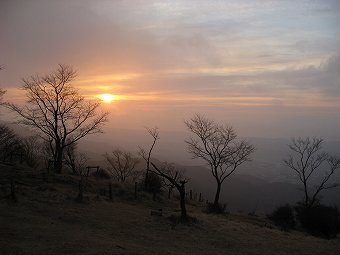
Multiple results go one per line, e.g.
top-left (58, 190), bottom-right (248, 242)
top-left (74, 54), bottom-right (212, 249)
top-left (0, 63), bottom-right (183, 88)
top-left (206, 202), bottom-right (228, 214)
top-left (267, 204), bottom-right (295, 231)
top-left (295, 204), bottom-right (340, 239)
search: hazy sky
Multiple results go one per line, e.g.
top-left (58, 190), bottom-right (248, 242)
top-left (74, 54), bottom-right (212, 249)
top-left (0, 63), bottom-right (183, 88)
top-left (1, 0), bottom-right (340, 140)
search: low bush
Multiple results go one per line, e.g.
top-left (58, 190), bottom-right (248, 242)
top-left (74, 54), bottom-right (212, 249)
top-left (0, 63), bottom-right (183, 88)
top-left (295, 204), bottom-right (340, 239)
top-left (267, 204), bottom-right (295, 231)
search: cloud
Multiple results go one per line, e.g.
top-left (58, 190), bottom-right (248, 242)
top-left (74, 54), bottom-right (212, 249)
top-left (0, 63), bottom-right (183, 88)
top-left (1, 0), bottom-right (229, 86)
top-left (1, 0), bottom-right (339, 107)
top-left (69, 52), bottom-right (339, 111)
top-left (259, 54), bottom-right (340, 98)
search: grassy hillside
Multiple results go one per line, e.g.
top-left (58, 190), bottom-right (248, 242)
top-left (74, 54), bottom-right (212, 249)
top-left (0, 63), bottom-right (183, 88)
top-left (1, 163), bottom-right (340, 255)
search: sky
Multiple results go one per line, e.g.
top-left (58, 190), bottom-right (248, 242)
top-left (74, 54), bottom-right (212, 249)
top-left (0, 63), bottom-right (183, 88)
top-left (1, 0), bottom-right (340, 140)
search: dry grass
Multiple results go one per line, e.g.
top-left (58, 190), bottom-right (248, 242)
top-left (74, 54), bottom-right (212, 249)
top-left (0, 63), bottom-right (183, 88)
top-left (1, 163), bottom-right (340, 255)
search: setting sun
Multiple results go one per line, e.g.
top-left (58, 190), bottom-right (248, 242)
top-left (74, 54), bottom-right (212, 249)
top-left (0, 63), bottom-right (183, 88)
top-left (98, 93), bottom-right (116, 103)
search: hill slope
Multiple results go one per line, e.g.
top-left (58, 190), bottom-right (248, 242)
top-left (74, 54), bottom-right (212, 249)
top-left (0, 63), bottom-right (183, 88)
top-left (1, 163), bottom-right (340, 255)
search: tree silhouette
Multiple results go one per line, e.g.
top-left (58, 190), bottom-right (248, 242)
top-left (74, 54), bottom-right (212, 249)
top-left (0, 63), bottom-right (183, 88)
top-left (0, 66), bottom-right (5, 104)
top-left (0, 89), bottom-right (5, 103)
top-left (5, 64), bottom-right (109, 173)
top-left (139, 126), bottom-right (159, 190)
top-left (150, 162), bottom-right (188, 222)
top-left (159, 162), bottom-right (185, 199)
top-left (64, 142), bottom-right (88, 176)
top-left (185, 113), bottom-right (255, 212)
top-left (0, 124), bottom-right (21, 162)
top-left (104, 149), bottom-right (140, 183)
top-left (284, 137), bottom-right (340, 208)
top-left (21, 135), bottom-right (42, 168)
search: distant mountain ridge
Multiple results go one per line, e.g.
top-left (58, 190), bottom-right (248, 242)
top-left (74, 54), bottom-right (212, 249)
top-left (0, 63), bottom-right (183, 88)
top-left (78, 128), bottom-right (340, 214)
top-left (183, 165), bottom-right (340, 214)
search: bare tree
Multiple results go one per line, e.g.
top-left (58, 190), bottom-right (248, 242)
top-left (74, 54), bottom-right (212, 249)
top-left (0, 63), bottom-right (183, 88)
top-left (139, 126), bottom-right (159, 190)
top-left (0, 89), bottom-right (5, 103)
top-left (185, 114), bottom-right (255, 211)
top-left (150, 162), bottom-right (189, 222)
top-left (158, 162), bottom-right (185, 199)
top-left (0, 124), bottom-right (22, 162)
top-left (283, 137), bottom-right (340, 208)
top-left (21, 135), bottom-right (43, 168)
top-left (5, 64), bottom-right (109, 173)
top-left (64, 142), bottom-right (88, 175)
top-left (0, 66), bottom-right (6, 105)
top-left (104, 149), bottom-right (140, 183)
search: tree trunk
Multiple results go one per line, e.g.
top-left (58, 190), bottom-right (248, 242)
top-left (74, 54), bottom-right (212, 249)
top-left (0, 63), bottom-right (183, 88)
top-left (168, 186), bottom-right (173, 199)
top-left (71, 165), bottom-right (77, 175)
top-left (213, 180), bottom-right (222, 211)
top-left (179, 182), bottom-right (187, 221)
top-left (144, 169), bottom-right (149, 190)
top-left (54, 147), bottom-right (63, 174)
top-left (303, 181), bottom-right (309, 208)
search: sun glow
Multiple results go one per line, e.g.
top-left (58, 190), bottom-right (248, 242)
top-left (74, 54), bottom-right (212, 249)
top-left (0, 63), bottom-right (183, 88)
top-left (98, 93), bottom-right (116, 103)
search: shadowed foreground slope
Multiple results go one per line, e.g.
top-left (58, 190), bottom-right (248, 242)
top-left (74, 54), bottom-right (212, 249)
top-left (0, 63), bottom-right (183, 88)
top-left (1, 163), bottom-right (339, 255)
